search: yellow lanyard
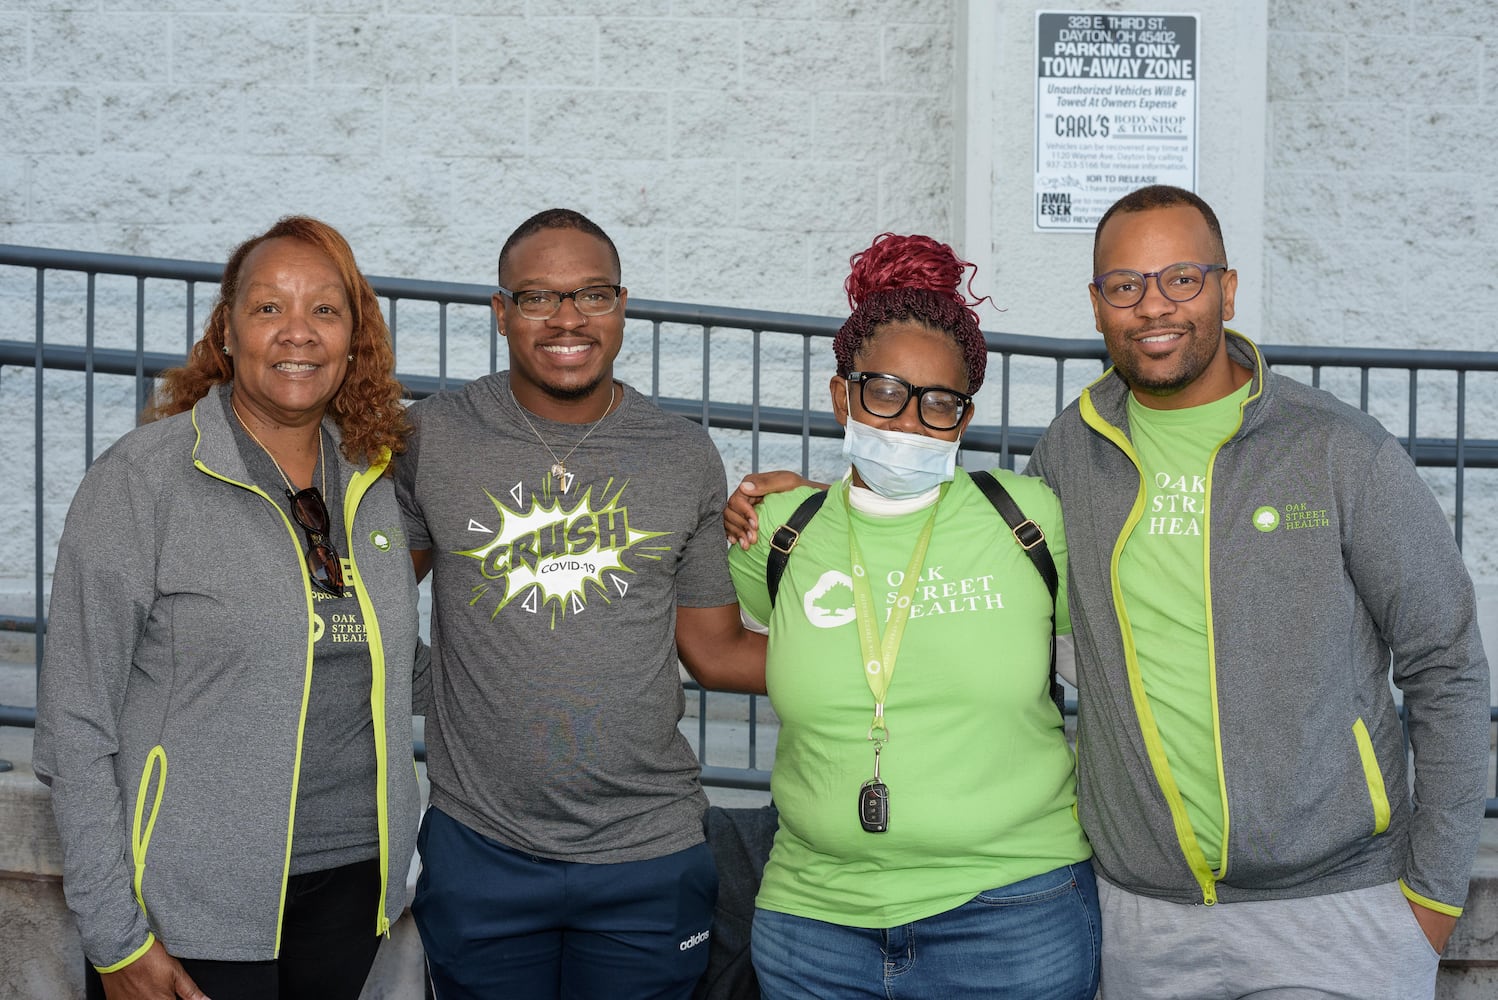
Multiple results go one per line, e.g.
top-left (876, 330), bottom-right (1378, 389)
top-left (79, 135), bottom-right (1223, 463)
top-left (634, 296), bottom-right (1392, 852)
top-left (845, 481), bottom-right (945, 744)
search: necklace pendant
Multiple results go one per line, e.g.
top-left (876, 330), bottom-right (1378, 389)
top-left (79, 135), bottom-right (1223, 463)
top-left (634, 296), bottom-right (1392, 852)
top-left (550, 461), bottom-right (567, 480)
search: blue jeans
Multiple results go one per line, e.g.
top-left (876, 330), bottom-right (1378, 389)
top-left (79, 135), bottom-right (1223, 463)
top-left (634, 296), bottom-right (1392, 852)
top-left (413, 807), bottom-right (717, 1000)
top-left (752, 861), bottom-right (1101, 999)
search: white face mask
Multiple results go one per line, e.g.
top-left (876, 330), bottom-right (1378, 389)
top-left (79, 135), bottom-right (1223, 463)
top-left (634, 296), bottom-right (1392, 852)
top-left (841, 415), bottom-right (960, 500)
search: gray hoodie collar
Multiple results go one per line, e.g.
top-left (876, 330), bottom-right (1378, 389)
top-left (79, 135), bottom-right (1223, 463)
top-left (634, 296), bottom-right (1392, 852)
top-left (191, 382), bottom-right (352, 484)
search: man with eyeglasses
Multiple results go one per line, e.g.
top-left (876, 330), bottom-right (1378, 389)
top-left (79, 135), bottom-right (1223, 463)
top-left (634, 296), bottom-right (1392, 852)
top-left (1025, 184), bottom-right (1490, 998)
top-left (393, 208), bottom-right (767, 999)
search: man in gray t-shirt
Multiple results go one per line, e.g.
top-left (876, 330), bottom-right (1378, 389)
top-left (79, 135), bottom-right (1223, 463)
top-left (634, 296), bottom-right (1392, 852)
top-left (395, 209), bottom-right (766, 1000)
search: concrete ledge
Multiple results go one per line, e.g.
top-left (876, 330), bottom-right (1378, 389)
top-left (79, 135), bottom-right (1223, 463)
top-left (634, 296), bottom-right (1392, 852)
top-left (0, 757), bottom-right (61, 878)
top-left (363, 912), bottom-right (426, 1000)
top-left (0, 875), bottom-right (83, 998)
top-left (0, 739), bottom-right (425, 999)
top-left (0, 755), bottom-right (82, 998)
top-left (1441, 819), bottom-right (1498, 999)
top-left (4, 725), bottom-right (1495, 998)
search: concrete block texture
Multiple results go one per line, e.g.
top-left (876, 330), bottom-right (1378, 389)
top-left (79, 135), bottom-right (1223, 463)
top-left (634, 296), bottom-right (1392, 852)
top-left (1438, 967), bottom-right (1498, 1000)
top-left (0, 732), bottom-right (82, 996)
top-left (171, 14), bottom-right (315, 84)
top-left (1347, 34), bottom-right (1482, 104)
top-left (314, 15), bottom-right (455, 86)
top-left (742, 20), bottom-right (883, 92)
top-left (456, 17), bottom-right (599, 87)
top-left (0, 0), bottom-right (1497, 608)
top-left (1266, 0), bottom-right (1408, 32)
top-left (599, 18), bottom-right (743, 91)
top-left (1442, 817), bottom-right (1498, 997)
top-left (2, 2), bottom-right (953, 311)
top-left (1, 86), bottom-right (98, 153)
top-left (0, 877), bottom-right (84, 1000)
top-left (0, 767), bottom-right (63, 880)
top-left (1264, 0), bottom-right (1497, 370)
top-left (1265, 32), bottom-right (1346, 103)
top-left (29, 13), bottom-right (168, 84)
top-left (1268, 101), bottom-right (1405, 172)
top-left (0, 16), bottom-right (25, 83)
top-left (671, 89), bottom-right (816, 160)
top-left (1409, 109), bottom-right (1498, 174)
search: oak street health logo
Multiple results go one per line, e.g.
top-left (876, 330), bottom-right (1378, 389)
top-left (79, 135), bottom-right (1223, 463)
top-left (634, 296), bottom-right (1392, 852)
top-left (457, 478), bottom-right (669, 629)
top-left (1252, 506), bottom-right (1280, 532)
top-left (1254, 501), bottom-right (1330, 533)
top-left (804, 570), bottom-right (857, 629)
top-left (802, 565), bottom-right (1007, 629)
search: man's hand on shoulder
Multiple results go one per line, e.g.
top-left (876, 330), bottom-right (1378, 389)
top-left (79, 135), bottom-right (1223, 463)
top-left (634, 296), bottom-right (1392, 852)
top-left (724, 472), bottom-right (824, 549)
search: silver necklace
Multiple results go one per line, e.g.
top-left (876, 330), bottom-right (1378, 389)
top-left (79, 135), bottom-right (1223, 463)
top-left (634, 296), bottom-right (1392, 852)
top-left (510, 382), bottom-right (617, 492)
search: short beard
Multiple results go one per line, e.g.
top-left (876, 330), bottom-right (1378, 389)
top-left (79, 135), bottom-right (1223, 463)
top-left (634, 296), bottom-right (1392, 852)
top-left (1113, 322), bottom-right (1219, 399)
top-left (1117, 359), bottom-right (1196, 396)
top-left (540, 374), bottom-right (608, 402)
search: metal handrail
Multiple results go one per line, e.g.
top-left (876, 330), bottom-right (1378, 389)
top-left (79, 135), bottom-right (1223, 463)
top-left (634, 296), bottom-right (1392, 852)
top-left (3, 242), bottom-right (1497, 811)
top-left (11, 241), bottom-right (1498, 365)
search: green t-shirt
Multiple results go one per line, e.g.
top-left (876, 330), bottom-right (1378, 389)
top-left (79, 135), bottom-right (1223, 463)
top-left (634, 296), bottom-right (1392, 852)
top-left (729, 468), bottom-right (1089, 928)
top-left (1119, 382), bottom-right (1250, 869)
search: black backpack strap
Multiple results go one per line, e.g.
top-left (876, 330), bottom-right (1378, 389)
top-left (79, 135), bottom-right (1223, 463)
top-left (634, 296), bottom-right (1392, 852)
top-left (969, 470), bottom-right (1065, 714)
top-left (969, 470), bottom-right (1057, 601)
top-left (766, 490), bottom-right (828, 610)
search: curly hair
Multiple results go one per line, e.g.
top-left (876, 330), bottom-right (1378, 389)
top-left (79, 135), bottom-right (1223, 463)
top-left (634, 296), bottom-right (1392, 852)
top-left (143, 216), bottom-right (408, 469)
top-left (832, 233), bottom-right (990, 393)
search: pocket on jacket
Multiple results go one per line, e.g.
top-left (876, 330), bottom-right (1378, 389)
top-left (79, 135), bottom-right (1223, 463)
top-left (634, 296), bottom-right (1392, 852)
top-left (1351, 718), bottom-right (1391, 836)
top-left (131, 745), bottom-right (170, 910)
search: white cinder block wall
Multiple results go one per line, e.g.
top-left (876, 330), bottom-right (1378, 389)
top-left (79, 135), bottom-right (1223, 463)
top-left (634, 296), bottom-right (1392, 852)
top-left (0, 0), bottom-right (956, 313)
top-left (0, 0), bottom-right (960, 611)
top-left (1262, 0), bottom-right (1498, 586)
top-left (1, 0), bottom-right (1496, 609)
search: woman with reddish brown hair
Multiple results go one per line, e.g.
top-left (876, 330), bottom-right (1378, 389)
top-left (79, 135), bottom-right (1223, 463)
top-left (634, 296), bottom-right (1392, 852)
top-left (145, 215), bottom-right (408, 464)
top-left (35, 216), bottom-right (424, 1000)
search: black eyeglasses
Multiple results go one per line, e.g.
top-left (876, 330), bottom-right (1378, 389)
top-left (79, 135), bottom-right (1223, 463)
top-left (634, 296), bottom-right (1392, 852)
top-left (1092, 261), bottom-right (1227, 309)
top-left (847, 372), bottom-right (974, 431)
top-left (497, 284), bottom-right (623, 320)
top-left (286, 487), bottom-right (346, 597)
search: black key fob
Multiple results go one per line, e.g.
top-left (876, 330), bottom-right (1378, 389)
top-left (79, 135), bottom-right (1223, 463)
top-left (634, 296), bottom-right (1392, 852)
top-left (858, 779), bottom-right (889, 833)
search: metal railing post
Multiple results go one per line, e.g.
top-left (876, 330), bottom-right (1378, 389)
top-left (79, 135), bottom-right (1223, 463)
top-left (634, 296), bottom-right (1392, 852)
top-left (3, 243), bottom-right (1498, 802)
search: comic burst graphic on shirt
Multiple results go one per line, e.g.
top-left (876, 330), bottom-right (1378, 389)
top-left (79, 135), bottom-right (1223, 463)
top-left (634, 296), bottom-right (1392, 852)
top-left (457, 477), bottom-right (670, 628)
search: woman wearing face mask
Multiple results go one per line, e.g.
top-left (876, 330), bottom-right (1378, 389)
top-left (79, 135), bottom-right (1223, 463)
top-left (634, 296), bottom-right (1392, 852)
top-left (725, 233), bottom-right (1099, 999)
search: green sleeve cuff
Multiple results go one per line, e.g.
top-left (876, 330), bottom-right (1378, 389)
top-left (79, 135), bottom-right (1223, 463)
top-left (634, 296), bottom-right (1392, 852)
top-left (94, 932), bottom-right (156, 975)
top-left (1399, 879), bottom-right (1464, 918)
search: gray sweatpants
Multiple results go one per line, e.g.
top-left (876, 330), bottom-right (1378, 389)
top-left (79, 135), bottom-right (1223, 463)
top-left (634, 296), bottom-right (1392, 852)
top-left (1098, 878), bottom-right (1441, 1000)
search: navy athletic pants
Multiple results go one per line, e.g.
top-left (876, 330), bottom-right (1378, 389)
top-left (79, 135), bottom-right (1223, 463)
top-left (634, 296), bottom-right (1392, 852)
top-left (412, 806), bottom-right (717, 1000)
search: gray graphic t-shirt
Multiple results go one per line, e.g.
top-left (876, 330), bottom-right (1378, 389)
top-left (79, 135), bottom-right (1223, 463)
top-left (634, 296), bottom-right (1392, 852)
top-left (394, 373), bottom-right (736, 863)
top-left (228, 402), bottom-right (377, 873)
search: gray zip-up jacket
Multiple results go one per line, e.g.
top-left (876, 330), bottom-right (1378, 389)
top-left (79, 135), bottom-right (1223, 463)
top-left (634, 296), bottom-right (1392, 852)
top-left (34, 384), bottom-right (424, 968)
top-left (1027, 332), bottom-right (1489, 913)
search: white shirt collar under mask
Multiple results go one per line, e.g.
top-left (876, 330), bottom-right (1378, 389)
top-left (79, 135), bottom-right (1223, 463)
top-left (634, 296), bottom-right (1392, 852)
top-left (841, 384), bottom-right (961, 507)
